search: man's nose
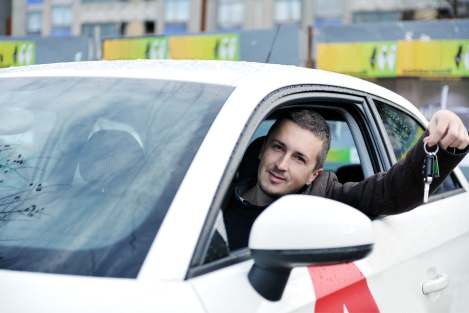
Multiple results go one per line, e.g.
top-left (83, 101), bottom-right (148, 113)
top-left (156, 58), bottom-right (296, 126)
top-left (275, 154), bottom-right (289, 171)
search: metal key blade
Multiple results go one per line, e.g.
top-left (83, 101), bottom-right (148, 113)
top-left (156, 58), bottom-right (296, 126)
top-left (423, 181), bottom-right (431, 203)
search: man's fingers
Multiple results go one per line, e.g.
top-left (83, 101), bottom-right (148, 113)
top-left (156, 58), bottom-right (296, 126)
top-left (427, 120), bottom-right (448, 146)
top-left (453, 125), bottom-right (467, 150)
top-left (456, 127), bottom-right (469, 150)
top-left (426, 110), bottom-right (469, 151)
top-left (439, 124), bottom-right (469, 150)
top-left (439, 124), bottom-right (459, 149)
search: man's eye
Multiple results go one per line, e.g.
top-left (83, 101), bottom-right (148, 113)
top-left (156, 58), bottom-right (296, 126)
top-left (272, 143), bottom-right (282, 151)
top-left (295, 155), bottom-right (306, 163)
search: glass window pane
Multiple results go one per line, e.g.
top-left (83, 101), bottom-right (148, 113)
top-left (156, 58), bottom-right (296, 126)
top-left (27, 11), bottom-right (42, 34)
top-left (164, 0), bottom-right (190, 22)
top-left (375, 101), bottom-right (424, 160)
top-left (325, 121), bottom-right (360, 171)
top-left (375, 100), bottom-right (461, 195)
top-left (217, 0), bottom-right (243, 30)
top-left (52, 5), bottom-right (72, 26)
top-left (274, 0), bottom-right (302, 24)
top-left (0, 77), bottom-right (232, 278)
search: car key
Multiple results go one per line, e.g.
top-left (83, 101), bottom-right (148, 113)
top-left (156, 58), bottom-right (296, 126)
top-left (423, 143), bottom-right (439, 203)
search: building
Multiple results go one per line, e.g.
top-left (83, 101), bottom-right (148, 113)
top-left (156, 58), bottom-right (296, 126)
top-left (0, 0), bottom-right (12, 35)
top-left (11, 0), bottom-right (469, 38)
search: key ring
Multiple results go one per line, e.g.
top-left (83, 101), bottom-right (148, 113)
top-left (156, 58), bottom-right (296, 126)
top-left (424, 142), bottom-right (439, 155)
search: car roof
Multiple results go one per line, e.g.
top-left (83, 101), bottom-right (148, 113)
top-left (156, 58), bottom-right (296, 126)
top-left (0, 60), bottom-right (424, 120)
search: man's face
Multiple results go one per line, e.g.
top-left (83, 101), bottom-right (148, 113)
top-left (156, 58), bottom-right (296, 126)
top-left (257, 119), bottom-right (324, 198)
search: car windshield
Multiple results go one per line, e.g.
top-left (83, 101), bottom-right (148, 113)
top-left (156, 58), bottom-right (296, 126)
top-left (0, 77), bottom-right (232, 278)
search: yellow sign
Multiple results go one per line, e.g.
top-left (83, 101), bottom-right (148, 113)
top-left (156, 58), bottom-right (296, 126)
top-left (0, 41), bottom-right (35, 68)
top-left (317, 40), bottom-right (469, 78)
top-left (103, 34), bottom-right (239, 61)
top-left (103, 37), bottom-right (168, 60)
top-left (169, 34), bottom-right (239, 60)
top-left (317, 42), bottom-right (397, 77)
top-left (397, 40), bottom-right (469, 77)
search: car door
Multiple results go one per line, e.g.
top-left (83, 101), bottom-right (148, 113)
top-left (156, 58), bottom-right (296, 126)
top-left (359, 98), bottom-right (469, 313)
top-left (187, 87), bottom-right (387, 313)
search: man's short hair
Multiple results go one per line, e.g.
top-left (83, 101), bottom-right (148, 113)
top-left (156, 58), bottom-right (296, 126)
top-left (267, 109), bottom-right (330, 169)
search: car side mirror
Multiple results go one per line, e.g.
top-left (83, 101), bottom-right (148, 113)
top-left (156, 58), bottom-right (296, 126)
top-left (248, 195), bottom-right (374, 301)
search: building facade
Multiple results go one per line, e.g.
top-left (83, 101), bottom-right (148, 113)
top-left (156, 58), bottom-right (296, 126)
top-left (0, 0), bottom-right (12, 35)
top-left (11, 0), bottom-right (469, 38)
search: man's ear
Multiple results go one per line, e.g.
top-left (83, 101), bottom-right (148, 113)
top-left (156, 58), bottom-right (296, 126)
top-left (306, 168), bottom-right (323, 185)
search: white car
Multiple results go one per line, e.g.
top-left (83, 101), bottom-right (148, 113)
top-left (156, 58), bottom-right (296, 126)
top-left (0, 60), bottom-right (468, 313)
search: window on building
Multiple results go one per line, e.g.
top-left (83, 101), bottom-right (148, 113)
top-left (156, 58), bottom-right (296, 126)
top-left (144, 21), bottom-right (155, 34)
top-left (81, 23), bottom-right (121, 38)
top-left (27, 0), bottom-right (43, 5)
top-left (51, 5), bottom-right (72, 36)
top-left (26, 11), bottom-right (42, 35)
top-left (274, 0), bottom-right (302, 24)
top-left (352, 11), bottom-right (401, 23)
top-left (217, 0), bottom-right (243, 31)
top-left (164, 0), bottom-right (190, 34)
top-left (314, 0), bottom-right (343, 28)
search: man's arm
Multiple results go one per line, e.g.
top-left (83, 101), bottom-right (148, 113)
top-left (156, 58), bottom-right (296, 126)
top-left (319, 110), bottom-right (469, 217)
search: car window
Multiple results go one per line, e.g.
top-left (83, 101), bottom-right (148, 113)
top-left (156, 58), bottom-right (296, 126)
top-left (202, 114), bottom-right (363, 264)
top-left (374, 99), bottom-right (461, 195)
top-left (0, 77), bottom-right (232, 278)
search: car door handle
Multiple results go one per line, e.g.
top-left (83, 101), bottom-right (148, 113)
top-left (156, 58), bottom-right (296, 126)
top-left (422, 274), bottom-right (449, 295)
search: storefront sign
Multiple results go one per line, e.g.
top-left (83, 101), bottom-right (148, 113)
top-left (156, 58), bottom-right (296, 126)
top-left (169, 34), bottom-right (239, 60)
top-left (103, 37), bottom-right (169, 60)
top-left (397, 40), bottom-right (469, 77)
top-left (317, 40), bottom-right (469, 78)
top-left (0, 41), bottom-right (35, 68)
top-left (317, 41), bottom-right (397, 77)
top-left (103, 34), bottom-right (239, 61)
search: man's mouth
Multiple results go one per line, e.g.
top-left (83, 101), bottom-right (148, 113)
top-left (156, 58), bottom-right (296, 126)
top-left (268, 170), bottom-right (286, 184)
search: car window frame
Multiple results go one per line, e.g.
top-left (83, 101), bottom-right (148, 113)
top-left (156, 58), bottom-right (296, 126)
top-left (368, 96), bottom-right (465, 201)
top-left (186, 85), bottom-right (390, 279)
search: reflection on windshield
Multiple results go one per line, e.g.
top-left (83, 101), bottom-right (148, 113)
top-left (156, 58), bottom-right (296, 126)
top-left (0, 77), bottom-right (232, 278)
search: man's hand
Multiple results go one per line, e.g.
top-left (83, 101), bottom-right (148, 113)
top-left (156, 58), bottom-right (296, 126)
top-left (424, 110), bottom-right (469, 150)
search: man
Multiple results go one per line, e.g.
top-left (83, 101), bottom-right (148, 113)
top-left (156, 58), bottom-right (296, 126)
top-left (224, 109), bottom-right (469, 250)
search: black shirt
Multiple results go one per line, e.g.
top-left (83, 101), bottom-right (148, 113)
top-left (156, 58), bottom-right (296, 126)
top-left (223, 180), bottom-right (267, 250)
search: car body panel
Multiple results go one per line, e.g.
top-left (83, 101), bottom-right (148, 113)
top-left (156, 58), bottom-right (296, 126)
top-left (191, 263), bottom-right (315, 313)
top-left (0, 270), bottom-right (205, 313)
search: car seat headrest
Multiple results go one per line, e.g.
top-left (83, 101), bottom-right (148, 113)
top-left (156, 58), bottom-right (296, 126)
top-left (335, 164), bottom-right (364, 183)
top-left (237, 136), bottom-right (265, 181)
top-left (78, 129), bottom-right (145, 184)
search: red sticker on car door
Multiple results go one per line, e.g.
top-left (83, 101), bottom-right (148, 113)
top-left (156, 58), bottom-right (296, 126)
top-left (308, 263), bottom-right (380, 313)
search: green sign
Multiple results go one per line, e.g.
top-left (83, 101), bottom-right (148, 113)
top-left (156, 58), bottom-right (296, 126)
top-left (317, 41), bottom-right (397, 77)
top-left (0, 41), bottom-right (36, 68)
top-left (103, 37), bottom-right (169, 60)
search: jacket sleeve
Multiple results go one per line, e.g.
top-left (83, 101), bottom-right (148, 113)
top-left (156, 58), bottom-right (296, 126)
top-left (310, 133), bottom-right (468, 218)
